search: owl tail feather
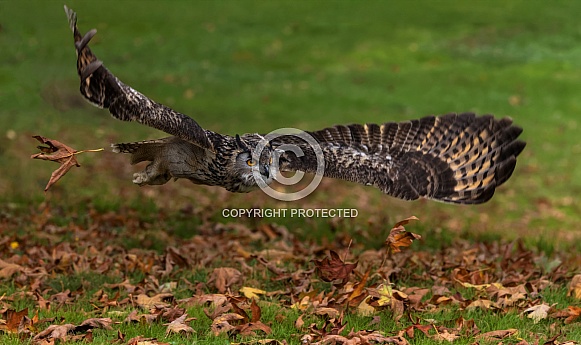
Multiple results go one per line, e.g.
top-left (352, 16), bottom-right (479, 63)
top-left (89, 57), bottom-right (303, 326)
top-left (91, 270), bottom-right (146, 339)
top-left (112, 139), bottom-right (175, 165)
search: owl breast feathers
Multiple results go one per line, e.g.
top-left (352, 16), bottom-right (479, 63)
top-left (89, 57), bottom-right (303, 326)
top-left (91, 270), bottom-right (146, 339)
top-left (65, 6), bottom-right (525, 204)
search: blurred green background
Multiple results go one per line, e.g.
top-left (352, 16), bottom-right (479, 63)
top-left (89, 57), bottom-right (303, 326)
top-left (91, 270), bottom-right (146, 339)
top-left (1, 1), bottom-right (580, 249)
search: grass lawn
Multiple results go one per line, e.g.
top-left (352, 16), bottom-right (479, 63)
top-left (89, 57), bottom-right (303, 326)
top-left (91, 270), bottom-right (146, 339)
top-left (0, 1), bottom-right (580, 344)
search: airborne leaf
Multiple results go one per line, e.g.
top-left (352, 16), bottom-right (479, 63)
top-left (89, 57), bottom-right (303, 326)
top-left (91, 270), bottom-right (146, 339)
top-left (385, 217), bottom-right (421, 253)
top-left (31, 135), bottom-right (103, 191)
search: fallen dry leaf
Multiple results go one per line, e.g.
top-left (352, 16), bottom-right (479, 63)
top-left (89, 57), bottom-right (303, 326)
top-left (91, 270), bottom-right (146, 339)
top-left (240, 286), bottom-right (267, 300)
top-left (454, 316), bottom-right (479, 337)
top-left (0, 260), bottom-right (26, 279)
top-left (565, 306), bottom-right (581, 324)
top-left (211, 313), bottom-right (245, 336)
top-left (31, 135), bottom-right (103, 191)
top-left (295, 314), bottom-right (304, 330)
top-left (234, 321), bottom-right (272, 336)
top-left (568, 274), bottom-right (581, 300)
top-left (312, 331), bottom-right (409, 345)
top-left (357, 298), bottom-right (376, 316)
top-left (401, 324), bottom-right (432, 338)
top-left (77, 317), bottom-right (113, 332)
top-left (250, 299), bottom-right (261, 323)
top-left (33, 324), bottom-right (76, 342)
top-left (231, 340), bottom-right (284, 345)
top-left (523, 303), bottom-right (552, 323)
top-left (134, 293), bottom-right (173, 310)
top-left (208, 267), bottom-right (242, 293)
top-left (313, 250), bottom-right (357, 285)
top-left (367, 284), bottom-right (408, 309)
top-left (165, 314), bottom-right (195, 335)
top-left (315, 307), bottom-right (341, 319)
top-left (231, 302), bottom-right (250, 323)
top-left (434, 329), bottom-right (459, 341)
top-left (466, 299), bottom-right (495, 310)
top-left (126, 336), bottom-right (170, 345)
top-left (182, 293), bottom-right (229, 307)
top-left (476, 328), bottom-right (518, 340)
top-left (0, 308), bottom-right (30, 334)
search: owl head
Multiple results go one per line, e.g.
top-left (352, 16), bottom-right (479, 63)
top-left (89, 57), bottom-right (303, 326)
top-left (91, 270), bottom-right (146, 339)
top-left (225, 134), bottom-right (275, 192)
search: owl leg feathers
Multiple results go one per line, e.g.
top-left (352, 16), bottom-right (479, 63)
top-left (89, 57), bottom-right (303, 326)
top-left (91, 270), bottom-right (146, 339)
top-left (112, 140), bottom-right (173, 186)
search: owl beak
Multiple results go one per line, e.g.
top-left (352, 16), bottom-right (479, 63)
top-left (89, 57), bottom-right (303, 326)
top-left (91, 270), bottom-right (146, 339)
top-left (260, 165), bottom-right (270, 179)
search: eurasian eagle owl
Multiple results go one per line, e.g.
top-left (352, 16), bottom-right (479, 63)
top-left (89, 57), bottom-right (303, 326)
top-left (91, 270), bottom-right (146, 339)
top-left (65, 7), bottom-right (525, 204)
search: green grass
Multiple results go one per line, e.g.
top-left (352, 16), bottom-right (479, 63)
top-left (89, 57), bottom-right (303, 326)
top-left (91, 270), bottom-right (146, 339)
top-left (1, 1), bottom-right (581, 344)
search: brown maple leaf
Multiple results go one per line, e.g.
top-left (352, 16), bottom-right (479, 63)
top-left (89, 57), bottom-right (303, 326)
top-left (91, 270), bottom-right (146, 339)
top-left (0, 308), bottom-right (30, 334)
top-left (31, 135), bottom-right (103, 191)
top-left (313, 250), bottom-right (357, 285)
top-left (385, 216), bottom-right (421, 253)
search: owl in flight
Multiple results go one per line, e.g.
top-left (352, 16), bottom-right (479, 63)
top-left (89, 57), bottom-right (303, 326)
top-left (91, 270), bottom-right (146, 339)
top-left (64, 7), bottom-right (525, 204)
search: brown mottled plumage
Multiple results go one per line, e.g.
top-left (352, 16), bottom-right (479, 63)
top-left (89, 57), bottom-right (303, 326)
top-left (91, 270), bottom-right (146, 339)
top-left (64, 6), bottom-right (525, 203)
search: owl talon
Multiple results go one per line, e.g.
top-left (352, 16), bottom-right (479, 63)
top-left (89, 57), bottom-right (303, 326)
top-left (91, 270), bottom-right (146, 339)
top-left (132, 172), bottom-right (147, 186)
top-left (132, 164), bottom-right (171, 186)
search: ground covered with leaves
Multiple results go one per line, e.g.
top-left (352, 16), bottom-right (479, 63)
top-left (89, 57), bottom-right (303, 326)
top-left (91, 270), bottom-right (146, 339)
top-left (2, 1), bottom-right (581, 344)
top-left (0, 204), bottom-right (579, 345)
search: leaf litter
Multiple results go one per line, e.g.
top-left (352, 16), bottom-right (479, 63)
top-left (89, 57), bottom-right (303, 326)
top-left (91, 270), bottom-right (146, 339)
top-left (0, 203), bottom-right (579, 344)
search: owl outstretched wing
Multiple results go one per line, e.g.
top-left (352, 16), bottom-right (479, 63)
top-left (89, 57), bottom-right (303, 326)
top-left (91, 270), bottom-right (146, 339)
top-left (64, 6), bottom-right (215, 152)
top-left (274, 113), bottom-right (525, 204)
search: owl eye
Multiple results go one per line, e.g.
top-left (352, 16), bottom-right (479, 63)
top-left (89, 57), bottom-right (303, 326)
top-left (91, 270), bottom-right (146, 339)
top-left (246, 159), bottom-right (257, 166)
